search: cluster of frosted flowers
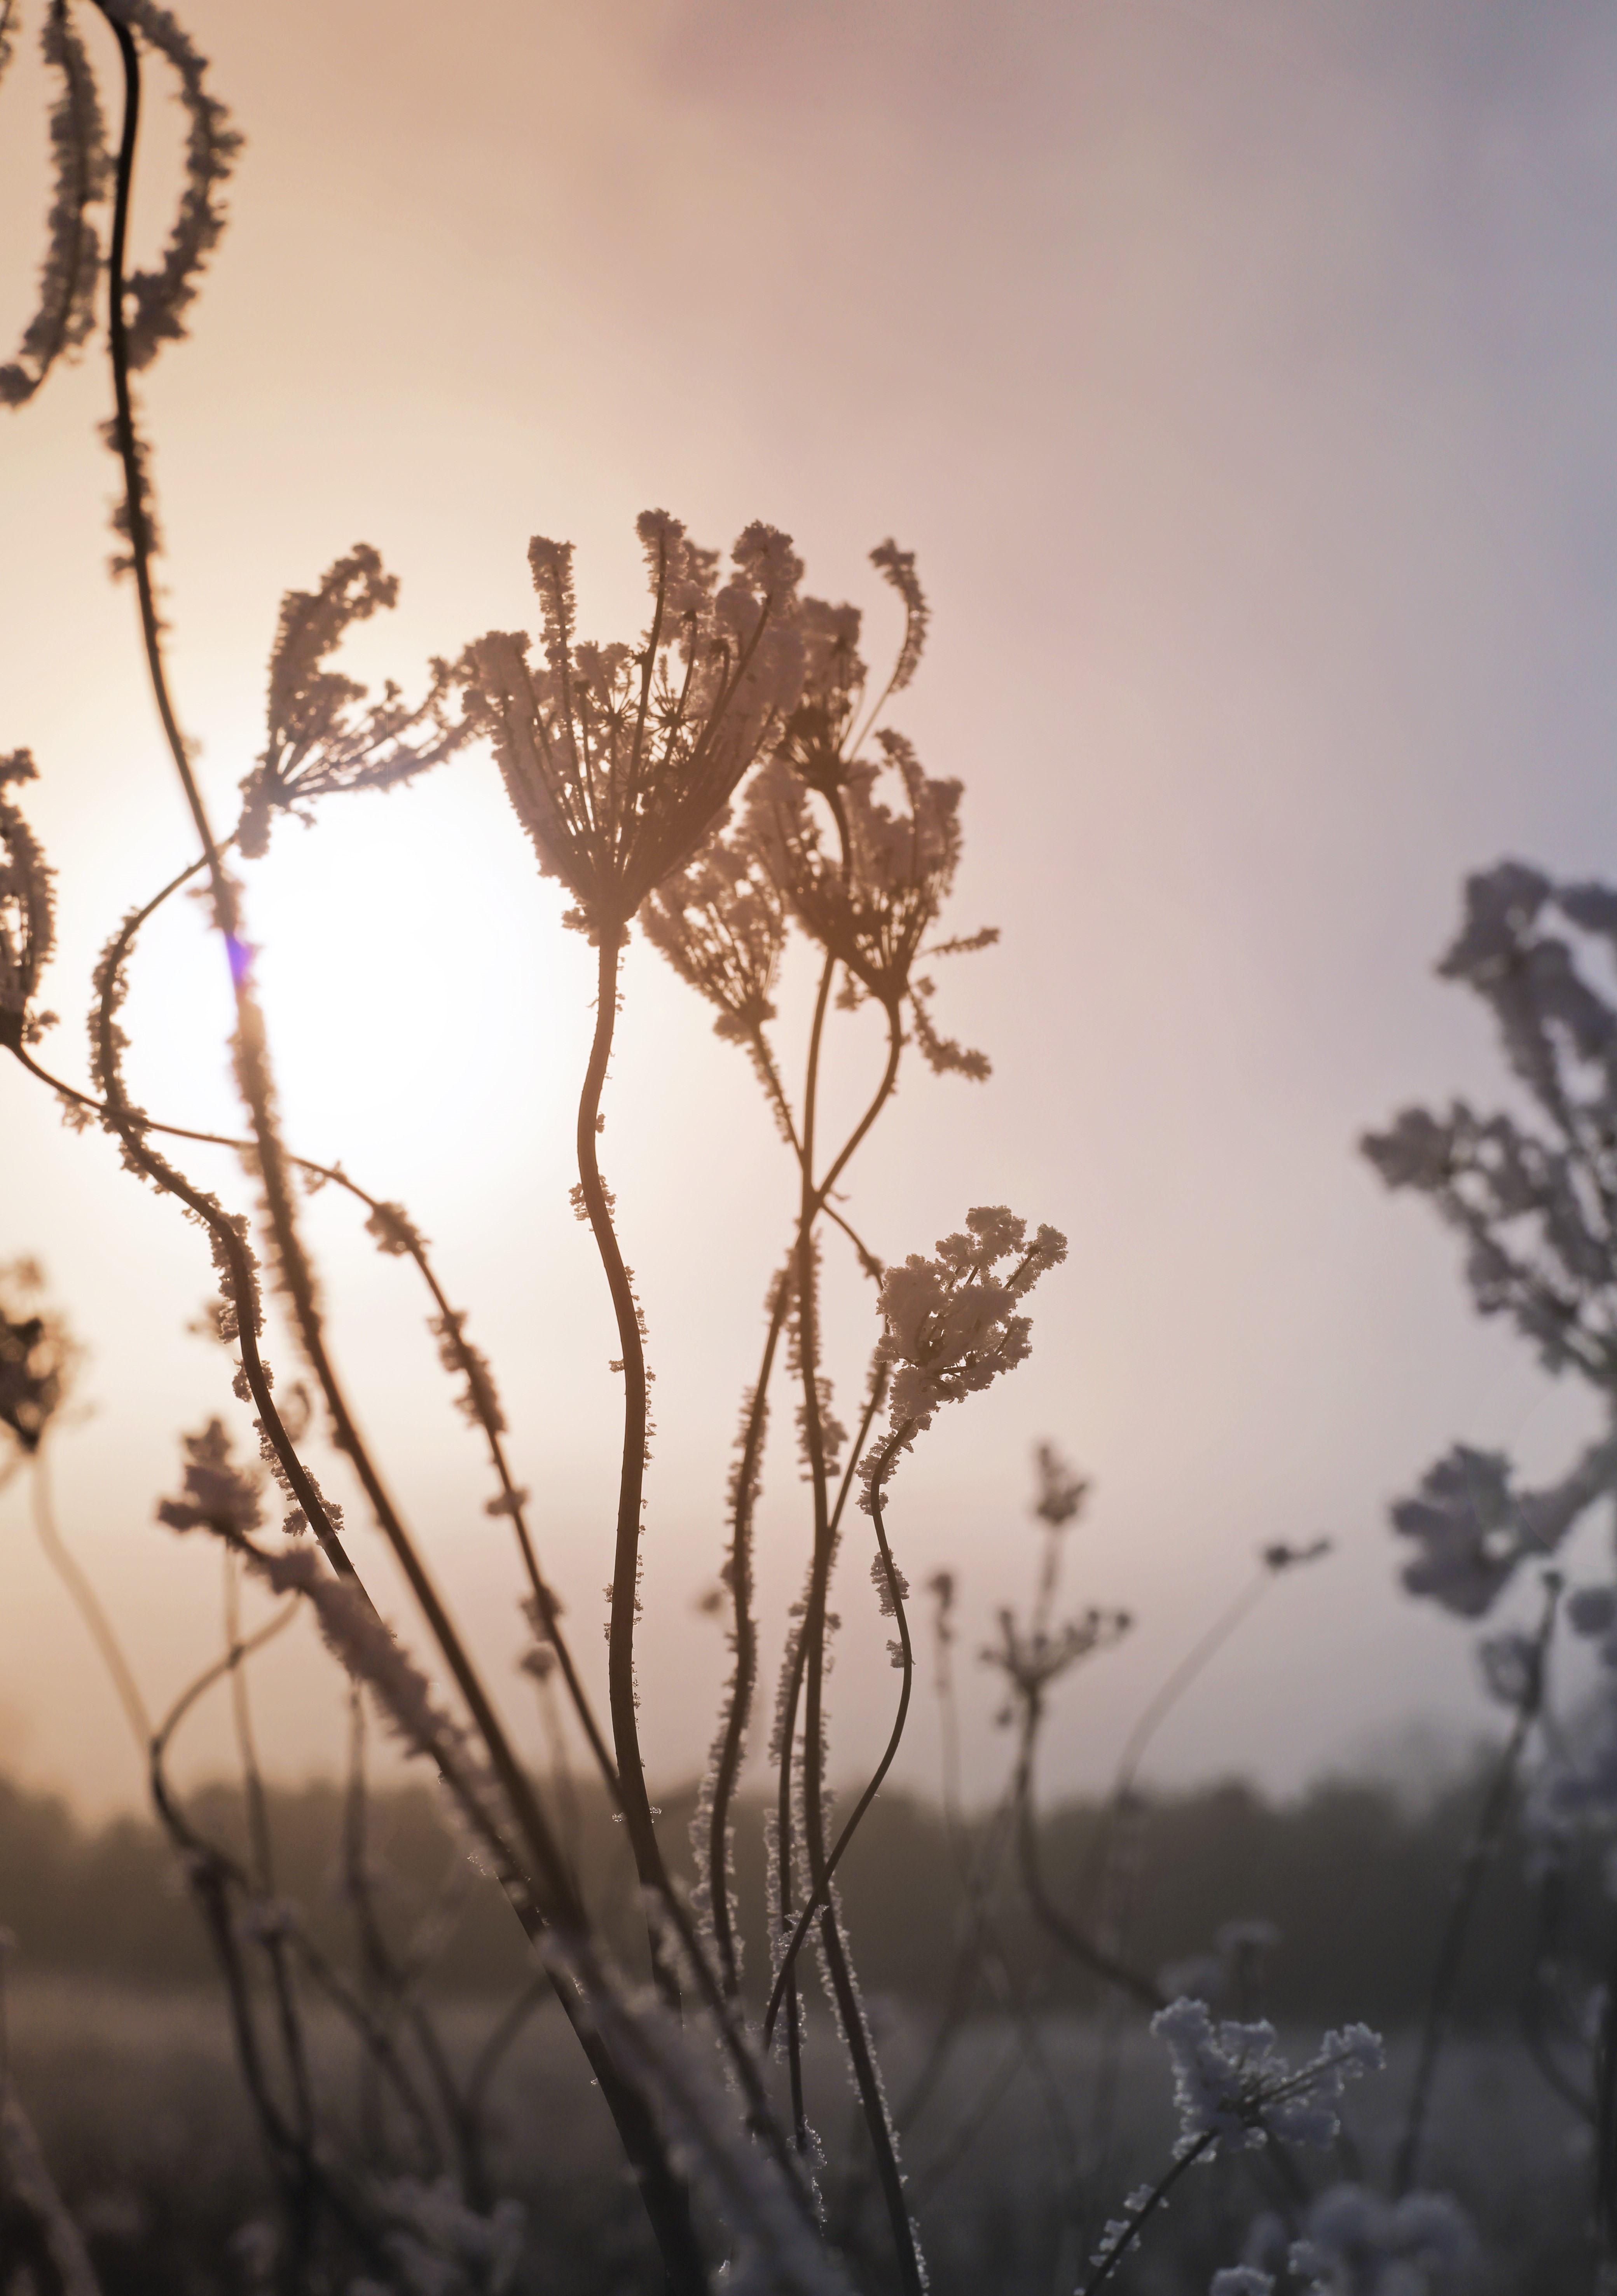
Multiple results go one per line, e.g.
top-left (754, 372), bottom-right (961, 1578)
top-left (1229, 2183), bottom-right (1470, 2296)
top-left (867, 1206), bottom-right (1067, 1457)
top-left (1152, 1997), bottom-right (1383, 2159)
top-left (1386, 1436), bottom-right (1617, 1618)
top-left (639, 535), bottom-right (994, 1093)
top-left (236, 546), bottom-right (469, 858)
top-left (0, 750), bottom-right (55, 1051)
top-left (457, 512), bottom-right (805, 940)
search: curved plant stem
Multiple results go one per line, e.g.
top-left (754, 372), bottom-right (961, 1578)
top-left (11, 1025), bottom-right (619, 1806)
top-left (702, 1257), bottom-right (791, 2001)
top-left (764, 1418), bottom-right (914, 2041)
top-left (1011, 1698), bottom-right (1164, 2012)
top-left (82, 27), bottom-right (715, 2280)
top-left (1079, 2129), bottom-right (1218, 2296)
top-left (574, 927), bottom-right (673, 1975)
top-left (29, 1441), bottom-right (150, 1748)
top-left (786, 972), bottom-right (923, 2295)
top-left (1394, 1570), bottom-right (1561, 2197)
top-left (148, 1610), bottom-right (386, 2274)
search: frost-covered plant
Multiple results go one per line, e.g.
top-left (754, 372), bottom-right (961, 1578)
top-left (0, 749), bottom-right (56, 1053)
top-left (1367, 861), bottom-right (1617, 2258)
top-left (1082, 2004), bottom-right (1384, 2293)
top-left (1276, 2183), bottom-right (1471, 2296)
top-left (1, 7), bottom-right (1066, 2288)
top-left (1364, 864), bottom-right (1617, 1615)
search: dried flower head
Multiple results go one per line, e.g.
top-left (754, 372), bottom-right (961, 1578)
top-left (236, 546), bottom-right (468, 857)
top-left (641, 828), bottom-right (788, 1046)
top-left (458, 511), bottom-right (804, 939)
top-left (0, 1261), bottom-right (76, 1457)
top-left (751, 732), bottom-right (994, 1075)
top-left (981, 1602), bottom-right (1130, 1709)
top-left (0, 751), bottom-right (56, 1050)
top-left (155, 1417), bottom-right (264, 1538)
top-left (1152, 1998), bottom-right (1383, 2160)
top-left (1388, 1432), bottom-right (1617, 1618)
top-left (771, 539), bottom-right (928, 799)
top-left (1032, 1441), bottom-right (1088, 1528)
top-left (1364, 864), bottom-right (1617, 1385)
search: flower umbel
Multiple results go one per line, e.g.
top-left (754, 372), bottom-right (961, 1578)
top-left (458, 511), bottom-right (804, 939)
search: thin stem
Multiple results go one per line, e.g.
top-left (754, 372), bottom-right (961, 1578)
top-left (29, 1442), bottom-right (150, 1748)
top-left (9, 1033), bottom-right (619, 1807)
top-left (1079, 2130), bottom-right (1218, 2296)
top-left (1012, 1699), bottom-right (1163, 2011)
top-left (574, 927), bottom-right (672, 1972)
top-left (704, 1259), bottom-right (792, 2000)
top-left (764, 1423), bottom-right (915, 2041)
top-left (81, 33), bottom-right (710, 2268)
top-left (1393, 1571), bottom-right (1561, 2196)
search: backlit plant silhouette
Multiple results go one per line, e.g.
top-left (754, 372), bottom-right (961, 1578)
top-left (11, 7), bottom-right (1588, 2296)
top-left (0, 6), bottom-right (1077, 2288)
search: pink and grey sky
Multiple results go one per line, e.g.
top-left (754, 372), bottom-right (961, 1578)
top-left (4, 0), bottom-right (1617, 1816)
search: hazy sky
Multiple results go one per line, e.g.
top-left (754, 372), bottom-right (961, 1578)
top-left (5, 0), bottom-right (1617, 1820)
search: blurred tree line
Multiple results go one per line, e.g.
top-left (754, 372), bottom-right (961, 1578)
top-left (0, 1754), bottom-right (1571, 2027)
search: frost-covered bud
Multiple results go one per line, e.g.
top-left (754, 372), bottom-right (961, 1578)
top-left (1032, 1440), bottom-right (1088, 1528)
top-left (1210, 2272), bottom-right (1274, 2296)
